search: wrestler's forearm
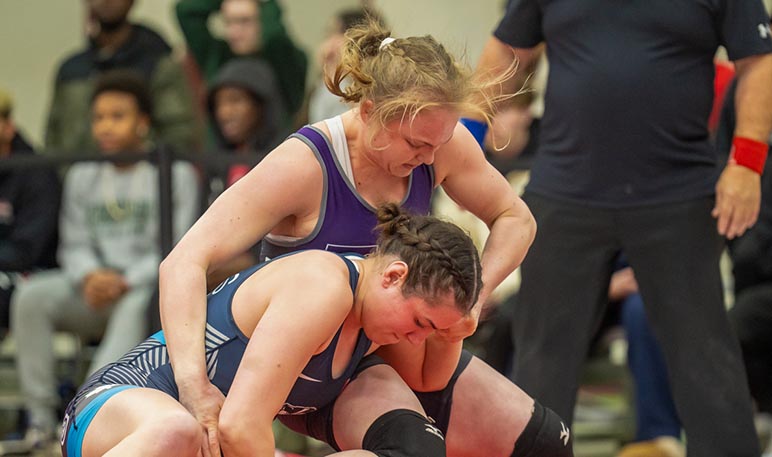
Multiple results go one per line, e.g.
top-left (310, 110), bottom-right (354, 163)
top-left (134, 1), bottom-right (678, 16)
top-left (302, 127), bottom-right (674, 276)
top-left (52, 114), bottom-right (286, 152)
top-left (478, 199), bottom-right (536, 311)
top-left (159, 257), bottom-right (210, 386)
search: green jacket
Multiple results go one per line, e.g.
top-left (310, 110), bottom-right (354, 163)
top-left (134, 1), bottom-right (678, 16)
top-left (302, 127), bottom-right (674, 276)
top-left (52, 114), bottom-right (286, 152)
top-left (175, 0), bottom-right (308, 118)
top-left (45, 24), bottom-right (199, 158)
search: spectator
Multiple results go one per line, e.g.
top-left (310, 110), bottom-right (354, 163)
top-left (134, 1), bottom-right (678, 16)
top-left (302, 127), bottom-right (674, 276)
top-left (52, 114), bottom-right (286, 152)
top-left (176, 0), bottom-right (308, 124)
top-left (207, 58), bottom-right (288, 187)
top-left (11, 71), bottom-right (199, 450)
top-left (45, 0), bottom-right (198, 159)
top-left (204, 57), bottom-right (288, 287)
top-left (0, 88), bottom-right (60, 336)
top-left (472, 1), bottom-right (772, 455)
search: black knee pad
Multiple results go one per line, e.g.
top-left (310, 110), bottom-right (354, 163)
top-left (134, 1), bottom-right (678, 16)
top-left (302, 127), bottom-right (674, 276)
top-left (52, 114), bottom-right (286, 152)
top-left (512, 402), bottom-right (573, 457)
top-left (362, 409), bottom-right (446, 457)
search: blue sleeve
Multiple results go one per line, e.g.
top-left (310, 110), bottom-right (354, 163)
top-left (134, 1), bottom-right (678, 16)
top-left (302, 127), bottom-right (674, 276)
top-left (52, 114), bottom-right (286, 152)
top-left (720, 0), bottom-right (772, 61)
top-left (493, 0), bottom-right (543, 48)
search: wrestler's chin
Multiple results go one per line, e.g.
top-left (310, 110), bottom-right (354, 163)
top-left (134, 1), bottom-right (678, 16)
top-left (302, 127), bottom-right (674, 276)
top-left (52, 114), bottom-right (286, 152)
top-left (372, 333), bottom-right (401, 346)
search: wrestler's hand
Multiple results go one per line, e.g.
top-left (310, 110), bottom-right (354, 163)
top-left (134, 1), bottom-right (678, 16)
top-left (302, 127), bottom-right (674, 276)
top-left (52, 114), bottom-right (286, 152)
top-left (713, 164), bottom-right (761, 240)
top-left (179, 381), bottom-right (225, 457)
top-left (435, 304), bottom-right (481, 343)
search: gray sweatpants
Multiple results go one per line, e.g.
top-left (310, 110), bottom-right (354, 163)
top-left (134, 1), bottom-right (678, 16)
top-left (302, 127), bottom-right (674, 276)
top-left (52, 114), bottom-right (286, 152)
top-left (10, 269), bottom-right (154, 431)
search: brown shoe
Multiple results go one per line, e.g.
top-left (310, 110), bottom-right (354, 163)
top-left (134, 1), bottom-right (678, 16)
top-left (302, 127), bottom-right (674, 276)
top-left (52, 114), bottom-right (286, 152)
top-left (617, 437), bottom-right (685, 457)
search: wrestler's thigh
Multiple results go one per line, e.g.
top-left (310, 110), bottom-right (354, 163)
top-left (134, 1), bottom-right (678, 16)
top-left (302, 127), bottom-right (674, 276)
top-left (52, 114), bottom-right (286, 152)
top-left (81, 387), bottom-right (198, 457)
top-left (332, 364), bottom-right (425, 451)
top-left (446, 356), bottom-right (534, 457)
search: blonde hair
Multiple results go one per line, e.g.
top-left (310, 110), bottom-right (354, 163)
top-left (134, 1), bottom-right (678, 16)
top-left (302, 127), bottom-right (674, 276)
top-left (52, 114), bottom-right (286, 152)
top-left (326, 19), bottom-right (519, 142)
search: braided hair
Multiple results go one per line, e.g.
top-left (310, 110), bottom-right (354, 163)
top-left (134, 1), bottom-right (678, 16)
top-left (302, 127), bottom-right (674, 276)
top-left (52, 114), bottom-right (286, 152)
top-left (374, 203), bottom-right (482, 314)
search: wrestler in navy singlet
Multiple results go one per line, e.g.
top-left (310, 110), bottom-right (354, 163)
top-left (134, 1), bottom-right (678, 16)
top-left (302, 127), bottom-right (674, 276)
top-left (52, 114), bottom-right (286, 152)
top-left (61, 252), bottom-right (371, 456)
top-left (261, 117), bottom-right (434, 259)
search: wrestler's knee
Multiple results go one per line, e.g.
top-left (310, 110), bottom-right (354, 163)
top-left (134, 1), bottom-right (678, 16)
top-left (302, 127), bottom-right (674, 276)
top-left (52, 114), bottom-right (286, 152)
top-left (512, 401), bottom-right (573, 457)
top-left (363, 409), bottom-right (446, 457)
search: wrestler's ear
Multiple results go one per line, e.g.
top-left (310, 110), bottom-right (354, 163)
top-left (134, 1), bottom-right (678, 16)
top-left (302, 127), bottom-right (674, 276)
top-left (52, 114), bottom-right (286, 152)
top-left (381, 260), bottom-right (408, 289)
top-left (360, 99), bottom-right (374, 123)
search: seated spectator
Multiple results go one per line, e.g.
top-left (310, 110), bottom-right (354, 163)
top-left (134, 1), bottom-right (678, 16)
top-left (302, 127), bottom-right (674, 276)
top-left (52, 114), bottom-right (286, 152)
top-left (204, 58), bottom-right (287, 287)
top-left (176, 0), bottom-right (307, 125)
top-left (207, 58), bottom-right (288, 186)
top-left (46, 0), bottom-right (198, 159)
top-left (10, 71), bottom-right (199, 449)
top-left (0, 88), bottom-right (60, 338)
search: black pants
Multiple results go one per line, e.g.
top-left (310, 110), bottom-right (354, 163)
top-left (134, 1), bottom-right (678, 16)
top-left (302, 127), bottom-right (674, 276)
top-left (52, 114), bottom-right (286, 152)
top-left (511, 193), bottom-right (758, 457)
top-left (729, 283), bottom-right (772, 414)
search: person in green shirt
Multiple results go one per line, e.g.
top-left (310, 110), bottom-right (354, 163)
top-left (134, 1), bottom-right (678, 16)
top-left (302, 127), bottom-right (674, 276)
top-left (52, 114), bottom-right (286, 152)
top-left (176, 0), bottom-right (308, 124)
top-left (46, 0), bottom-right (199, 160)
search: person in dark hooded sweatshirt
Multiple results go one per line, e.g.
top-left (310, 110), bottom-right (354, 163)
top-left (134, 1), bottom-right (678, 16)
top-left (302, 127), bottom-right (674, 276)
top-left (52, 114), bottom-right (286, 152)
top-left (45, 0), bottom-right (198, 159)
top-left (0, 88), bottom-right (60, 337)
top-left (205, 58), bottom-right (288, 288)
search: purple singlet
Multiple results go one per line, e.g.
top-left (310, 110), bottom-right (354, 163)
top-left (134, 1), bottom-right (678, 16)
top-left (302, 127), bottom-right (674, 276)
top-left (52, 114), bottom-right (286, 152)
top-left (260, 125), bottom-right (434, 259)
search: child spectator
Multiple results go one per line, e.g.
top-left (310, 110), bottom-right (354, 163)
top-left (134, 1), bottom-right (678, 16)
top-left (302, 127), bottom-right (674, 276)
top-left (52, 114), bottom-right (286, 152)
top-left (11, 71), bottom-right (199, 450)
top-left (203, 58), bottom-right (287, 286)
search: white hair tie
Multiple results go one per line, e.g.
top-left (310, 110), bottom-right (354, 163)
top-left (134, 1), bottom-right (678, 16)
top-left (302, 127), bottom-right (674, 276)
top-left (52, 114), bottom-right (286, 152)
top-left (379, 37), bottom-right (396, 50)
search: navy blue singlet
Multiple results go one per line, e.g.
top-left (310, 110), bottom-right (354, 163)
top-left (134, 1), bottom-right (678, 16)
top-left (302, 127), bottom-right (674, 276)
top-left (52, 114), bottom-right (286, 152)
top-left (68, 252), bottom-right (372, 417)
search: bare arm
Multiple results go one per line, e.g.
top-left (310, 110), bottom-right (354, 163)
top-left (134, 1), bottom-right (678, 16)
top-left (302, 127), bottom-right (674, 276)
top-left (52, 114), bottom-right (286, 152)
top-left (158, 138), bottom-right (322, 454)
top-left (713, 53), bottom-right (772, 239)
top-left (375, 334), bottom-right (462, 392)
top-left (218, 253), bottom-right (351, 456)
top-left (435, 125), bottom-right (537, 340)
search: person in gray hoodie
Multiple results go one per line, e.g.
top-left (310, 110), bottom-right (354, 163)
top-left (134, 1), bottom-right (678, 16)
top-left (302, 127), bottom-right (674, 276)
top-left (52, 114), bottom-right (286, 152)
top-left (204, 58), bottom-right (288, 287)
top-left (10, 71), bottom-right (200, 449)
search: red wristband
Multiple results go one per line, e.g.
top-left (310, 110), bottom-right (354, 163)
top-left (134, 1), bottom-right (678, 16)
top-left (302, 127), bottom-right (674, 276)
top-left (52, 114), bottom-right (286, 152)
top-left (729, 136), bottom-right (768, 174)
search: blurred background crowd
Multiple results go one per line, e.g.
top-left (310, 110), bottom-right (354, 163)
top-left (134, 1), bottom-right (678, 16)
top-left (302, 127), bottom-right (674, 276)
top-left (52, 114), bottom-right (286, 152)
top-left (0, 0), bottom-right (771, 456)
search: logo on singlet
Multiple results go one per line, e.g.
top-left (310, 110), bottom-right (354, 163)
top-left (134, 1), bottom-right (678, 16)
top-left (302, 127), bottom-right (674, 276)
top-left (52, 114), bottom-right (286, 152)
top-left (424, 423), bottom-right (444, 440)
top-left (60, 413), bottom-right (69, 446)
top-left (560, 421), bottom-right (570, 446)
top-left (278, 403), bottom-right (318, 415)
top-left (298, 372), bottom-right (322, 383)
top-left (84, 384), bottom-right (117, 399)
top-left (210, 272), bottom-right (240, 295)
top-left (760, 23), bottom-right (771, 39)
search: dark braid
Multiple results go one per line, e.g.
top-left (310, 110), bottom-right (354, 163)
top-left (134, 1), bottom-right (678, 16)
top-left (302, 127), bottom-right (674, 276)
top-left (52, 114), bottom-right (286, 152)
top-left (375, 203), bottom-right (482, 313)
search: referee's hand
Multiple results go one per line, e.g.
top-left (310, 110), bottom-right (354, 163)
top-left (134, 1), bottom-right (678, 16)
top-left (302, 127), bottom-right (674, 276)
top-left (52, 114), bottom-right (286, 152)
top-left (713, 163), bottom-right (761, 240)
